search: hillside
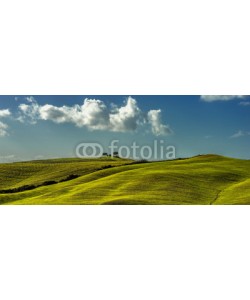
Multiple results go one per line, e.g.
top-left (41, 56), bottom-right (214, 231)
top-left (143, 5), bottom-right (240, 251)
top-left (0, 155), bottom-right (250, 205)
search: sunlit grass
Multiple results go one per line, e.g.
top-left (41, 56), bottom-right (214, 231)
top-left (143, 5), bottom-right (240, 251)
top-left (0, 155), bottom-right (250, 205)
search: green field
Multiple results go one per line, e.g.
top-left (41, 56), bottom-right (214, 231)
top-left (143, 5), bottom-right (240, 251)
top-left (0, 155), bottom-right (250, 205)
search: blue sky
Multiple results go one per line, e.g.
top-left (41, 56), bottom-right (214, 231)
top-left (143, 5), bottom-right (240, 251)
top-left (0, 95), bottom-right (249, 162)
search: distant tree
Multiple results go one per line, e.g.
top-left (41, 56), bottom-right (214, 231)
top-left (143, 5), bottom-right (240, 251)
top-left (113, 151), bottom-right (119, 157)
top-left (103, 152), bottom-right (108, 156)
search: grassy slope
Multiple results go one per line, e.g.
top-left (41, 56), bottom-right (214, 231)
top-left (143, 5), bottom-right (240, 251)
top-left (0, 155), bottom-right (250, 205)
top-left (0, 157), bottom-right (133, 190)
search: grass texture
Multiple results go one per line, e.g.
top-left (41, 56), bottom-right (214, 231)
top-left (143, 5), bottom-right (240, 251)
top-left (0, 155), bottom-right (249, 205)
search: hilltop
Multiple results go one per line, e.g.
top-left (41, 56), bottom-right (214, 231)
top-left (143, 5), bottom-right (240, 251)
top-left (0, 155), bottom-right (249, 205)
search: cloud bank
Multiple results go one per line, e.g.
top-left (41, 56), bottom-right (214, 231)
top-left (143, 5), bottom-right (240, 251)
top-left (18, 96), bottom-right (172, 136)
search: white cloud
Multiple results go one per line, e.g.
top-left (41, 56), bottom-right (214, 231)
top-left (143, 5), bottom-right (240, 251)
top-left (230, 130), bottom-right (250, 139)
top-left (77, 99), bottom-right (110, 130)
top-left (18, 101), bottom-right (41, 124)
top-left (201, 95), bottom-right (245, 102)
top-left (39, 100), bottom-right (111, 130)
top-left (18, 96), bottom-right (172, 136)
top-left (147, 110), bottom-right (172, 136)
top-left (110, 97), bottom-right (144, 132)
top-left (0, 109), bottom-right (11, 137)
top-left (0, 121), bottom-right (8, 137)
top-left (26, 96), bottom-right (36, 103)
top-left (0, 109), bottom-right (11, 118)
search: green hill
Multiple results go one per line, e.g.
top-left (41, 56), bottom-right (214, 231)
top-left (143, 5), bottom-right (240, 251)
top-left (0, 155), bottom-right (250, 205)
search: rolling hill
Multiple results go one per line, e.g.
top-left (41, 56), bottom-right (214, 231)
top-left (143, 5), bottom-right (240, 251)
top-left (0, 155), bottom-right (250, 205)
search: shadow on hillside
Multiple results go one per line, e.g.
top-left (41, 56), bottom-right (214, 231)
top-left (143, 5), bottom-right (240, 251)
top-left (0, 174), bottom-right (80, 194)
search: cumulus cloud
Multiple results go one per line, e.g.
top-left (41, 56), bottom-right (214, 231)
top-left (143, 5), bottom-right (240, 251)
top-left (18, 100), bottom-right (41, 124)
top-left (18, 96), bottom-right (172, 136)
top-left (110, 97), bottom-right (144, 132)
top-left (201, 95), bottom-right (245, 102)
top-left (147, 110), bottom-right (172, 136)
top-left (0, 109), bottom-right (11, 118)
